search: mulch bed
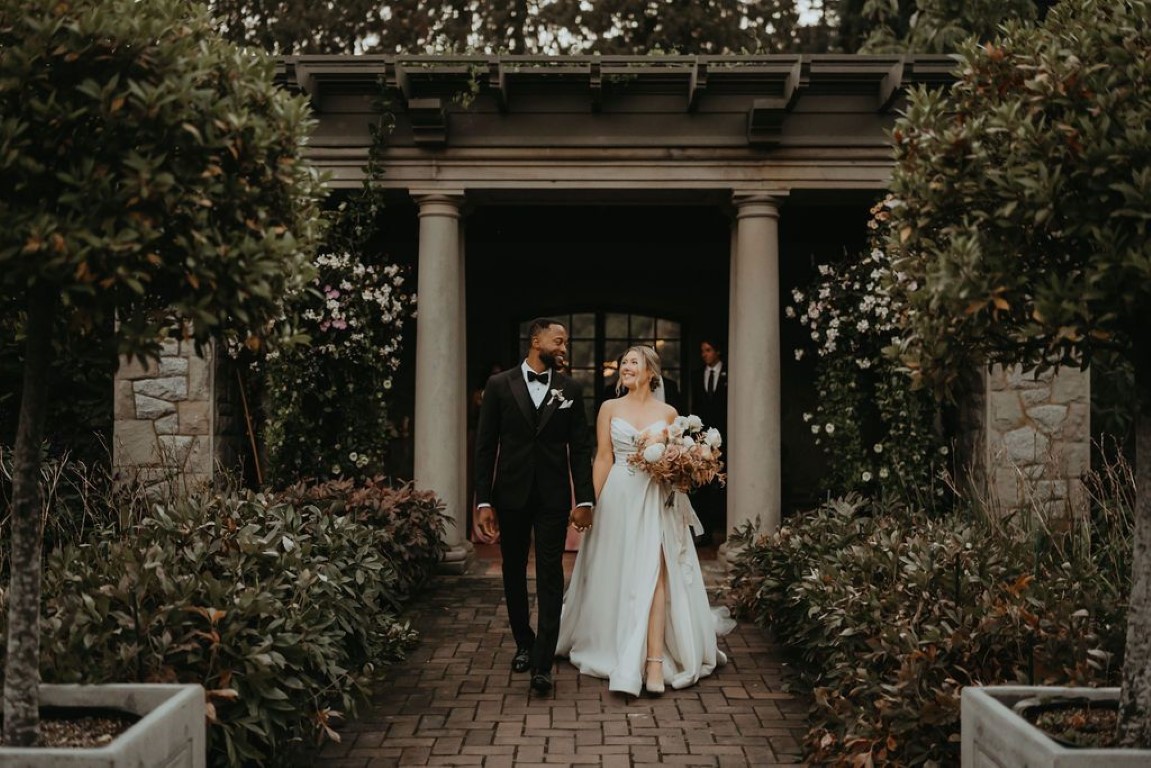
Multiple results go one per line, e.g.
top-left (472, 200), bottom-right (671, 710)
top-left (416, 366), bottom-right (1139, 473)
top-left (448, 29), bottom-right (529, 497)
top-left (1023, 700), bottom-right (1119, 749)
top-left (0, 709), bottom-right (139, 749)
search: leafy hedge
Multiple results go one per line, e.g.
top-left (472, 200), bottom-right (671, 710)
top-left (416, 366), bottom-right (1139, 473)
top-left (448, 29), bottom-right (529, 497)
top-left (3, 478), bottom-right (446, 766)
top-left (728, 479), bottom-right (1131, 766)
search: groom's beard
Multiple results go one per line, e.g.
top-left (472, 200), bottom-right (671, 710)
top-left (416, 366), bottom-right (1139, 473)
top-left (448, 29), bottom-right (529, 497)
top-left (540, 351), bottom-right (562, 370)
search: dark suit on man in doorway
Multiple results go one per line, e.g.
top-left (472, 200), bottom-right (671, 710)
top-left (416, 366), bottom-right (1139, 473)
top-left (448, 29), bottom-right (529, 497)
top-left (690, 338), bottom-right (728, 544)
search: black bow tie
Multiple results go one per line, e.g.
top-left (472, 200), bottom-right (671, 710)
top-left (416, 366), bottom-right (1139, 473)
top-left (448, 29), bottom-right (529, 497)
top-left (527, 370), bottom-right (549, 385)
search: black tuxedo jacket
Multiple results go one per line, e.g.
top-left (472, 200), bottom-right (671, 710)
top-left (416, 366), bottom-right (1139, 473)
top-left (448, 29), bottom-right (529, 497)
top-left (474, 367), bottom-right (595, 511)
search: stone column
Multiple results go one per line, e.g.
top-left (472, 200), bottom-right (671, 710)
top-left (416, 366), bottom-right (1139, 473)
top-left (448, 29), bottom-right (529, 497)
top-left (982, 364), bottom-right (1090, 517)
top-left (114, 338), bottom-right (215, 492)
top-left (413, 192), bottom-right (474, 572)
top-left (719, 194), bottom-right (783, 567)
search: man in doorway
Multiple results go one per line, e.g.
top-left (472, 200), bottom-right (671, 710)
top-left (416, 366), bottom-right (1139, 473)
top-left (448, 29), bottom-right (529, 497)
top-left (473, 318), bottom-right (595, 695)
top-left (691, 337), bottom-right (728, 545)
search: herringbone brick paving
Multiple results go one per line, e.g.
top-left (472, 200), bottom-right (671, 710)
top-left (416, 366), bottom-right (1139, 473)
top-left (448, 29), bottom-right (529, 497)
top-left (305, 552), bottom-right (809, 767)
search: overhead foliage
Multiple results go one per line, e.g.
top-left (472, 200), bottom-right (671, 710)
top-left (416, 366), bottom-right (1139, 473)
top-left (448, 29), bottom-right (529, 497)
top-left (539, 0), bottom-right (801, 54)
top-left (209, 0), bottom-right (807, 54)
top-left (211, 0), bottom-right (390, 54)
top-left (812, 0), bottom-right (1049, 53)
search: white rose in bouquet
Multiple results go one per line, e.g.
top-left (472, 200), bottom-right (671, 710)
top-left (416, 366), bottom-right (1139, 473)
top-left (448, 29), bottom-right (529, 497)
top-left (667, 417), bottom-right (686, 439)
top-left (686, 414), bottom-right (703, 432)
top-left (642, 443), bottom-right (667, 463)
top-left (705, 428), bottom-right (723, 448)
top-left (680, 435), bottom-right (695, 448)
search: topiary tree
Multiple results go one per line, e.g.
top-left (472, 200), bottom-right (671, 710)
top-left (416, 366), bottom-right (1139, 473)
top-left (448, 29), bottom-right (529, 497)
top-left (0, 0), bottom-right (325, 745)
top-left (885, 0), bottom-right (1151, 745)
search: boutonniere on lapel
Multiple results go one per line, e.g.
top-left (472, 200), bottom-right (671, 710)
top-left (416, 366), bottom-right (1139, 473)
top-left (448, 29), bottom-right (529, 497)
top-left (548, 388), bottom-right (568, 407)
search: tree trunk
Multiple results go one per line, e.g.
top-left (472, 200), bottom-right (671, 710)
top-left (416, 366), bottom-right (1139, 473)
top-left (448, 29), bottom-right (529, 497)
top-left (512, 0), bottom-right (528, 54)
top-left (1118, 330), bottom-right (1151, 747)
top-left (2, 291), bottom-right (55, 747)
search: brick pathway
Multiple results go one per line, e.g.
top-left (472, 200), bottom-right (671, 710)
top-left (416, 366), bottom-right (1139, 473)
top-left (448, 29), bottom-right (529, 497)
top-left (306, 549), bottom-right (810, 767)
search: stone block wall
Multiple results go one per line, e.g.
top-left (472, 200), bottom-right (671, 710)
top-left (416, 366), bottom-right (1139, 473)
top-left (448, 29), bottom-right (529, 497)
top-left (113, 339), bottom-right (216, 491)
top-left (982, 364), bottom-right (1090, 516)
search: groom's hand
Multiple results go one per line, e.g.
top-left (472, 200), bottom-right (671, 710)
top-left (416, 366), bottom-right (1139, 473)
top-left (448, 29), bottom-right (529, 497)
top-left (475, 506), bottom-right (499, 543)
top-left (570, 505), bottom-right (593, 532)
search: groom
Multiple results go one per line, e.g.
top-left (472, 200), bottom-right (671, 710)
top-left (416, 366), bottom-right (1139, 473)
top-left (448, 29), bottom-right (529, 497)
top-left (474, 317), bottom-right (595, 694)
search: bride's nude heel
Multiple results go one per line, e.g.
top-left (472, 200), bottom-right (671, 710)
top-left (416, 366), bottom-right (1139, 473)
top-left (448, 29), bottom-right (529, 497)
top-left (643, 657), bottom-right (665, 696)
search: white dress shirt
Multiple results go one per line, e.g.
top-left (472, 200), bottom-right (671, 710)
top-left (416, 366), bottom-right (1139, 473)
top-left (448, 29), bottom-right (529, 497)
top-left (705, 362), bottom-right (724, 393)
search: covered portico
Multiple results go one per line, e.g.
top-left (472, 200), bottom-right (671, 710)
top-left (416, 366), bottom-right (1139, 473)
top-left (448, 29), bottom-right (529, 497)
top-left (277, 54), bottom-right (955, 569)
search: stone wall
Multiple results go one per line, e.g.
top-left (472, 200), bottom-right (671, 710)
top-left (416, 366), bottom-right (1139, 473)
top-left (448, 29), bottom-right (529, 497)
top-left (113, 339), bottom-right (215, 491)
top-left (982, 364), bottom-right (1090, 516)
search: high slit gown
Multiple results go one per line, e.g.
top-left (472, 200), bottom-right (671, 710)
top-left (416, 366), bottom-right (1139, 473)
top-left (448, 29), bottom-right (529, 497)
top-left (557, 417), bottom-right (730, 696)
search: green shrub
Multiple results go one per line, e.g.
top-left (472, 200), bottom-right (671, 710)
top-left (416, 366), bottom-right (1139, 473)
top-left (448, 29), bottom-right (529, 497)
top-left (12, 479), bottom-right (445, 766)
top-left (276, 478), bottom-right (449, 605)
top-left (728, 471), bottom-right (1131, 766)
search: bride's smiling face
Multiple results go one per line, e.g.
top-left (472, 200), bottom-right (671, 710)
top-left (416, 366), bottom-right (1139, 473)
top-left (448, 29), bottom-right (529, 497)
top-left (619, 351), bottom-right (650, 391)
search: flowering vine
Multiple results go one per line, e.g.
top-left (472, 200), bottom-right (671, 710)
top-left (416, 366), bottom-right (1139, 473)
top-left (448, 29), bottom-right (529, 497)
top-left (261, 248), bottom-right (415, 485)
top-left (788, 199), bottom-right (950, 506)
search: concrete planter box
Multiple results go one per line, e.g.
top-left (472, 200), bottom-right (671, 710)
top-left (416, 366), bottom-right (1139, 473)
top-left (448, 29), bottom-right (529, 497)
top-left (0, 684), bottom-right (205, 767)
top-left (962, 686), bottom-right (1151, 767)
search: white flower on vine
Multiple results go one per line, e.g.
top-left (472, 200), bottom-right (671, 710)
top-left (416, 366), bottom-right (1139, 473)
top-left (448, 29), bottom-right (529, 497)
top-left (879, 468), bottom-right (890, 479)
top-left (811, 424), bottom-right (820, 434)
top-left (862, 471), bottom-right (872, 482)
top-left (825, 423), bottom-right (835, 434)
top-left (795, 349), bottom-right (805, 361)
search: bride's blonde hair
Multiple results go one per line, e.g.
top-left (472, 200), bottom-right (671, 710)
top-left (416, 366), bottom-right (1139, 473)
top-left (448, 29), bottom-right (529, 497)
top-left (616, 345), bottom-right (662, 395)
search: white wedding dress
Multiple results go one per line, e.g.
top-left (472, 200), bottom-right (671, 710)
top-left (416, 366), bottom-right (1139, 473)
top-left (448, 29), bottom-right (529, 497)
top-left (557, 417), bottom-right (732, 696)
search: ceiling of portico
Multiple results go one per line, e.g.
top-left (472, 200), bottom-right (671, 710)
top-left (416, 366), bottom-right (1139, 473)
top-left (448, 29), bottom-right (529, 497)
top-left (277, 54), bottom-right (957, 193)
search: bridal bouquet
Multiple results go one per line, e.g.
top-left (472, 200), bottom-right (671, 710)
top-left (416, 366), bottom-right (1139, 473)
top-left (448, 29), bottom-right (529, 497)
top-left (627, 415), bottom-right (726, 501)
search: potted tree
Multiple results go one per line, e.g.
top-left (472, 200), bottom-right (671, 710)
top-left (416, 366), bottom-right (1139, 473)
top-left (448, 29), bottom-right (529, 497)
top-left (0, 0), bottom-right (324, 758)
top-left (885, 0), bottom-right (1151, 762)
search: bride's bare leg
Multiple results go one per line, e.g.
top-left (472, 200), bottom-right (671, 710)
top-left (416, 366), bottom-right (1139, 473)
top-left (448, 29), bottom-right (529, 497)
top-left (645, 554), bottom-right (668, 688)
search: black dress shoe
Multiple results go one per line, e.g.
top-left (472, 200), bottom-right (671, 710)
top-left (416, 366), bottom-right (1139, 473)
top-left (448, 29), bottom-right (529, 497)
top-left (530, 671), bottom-right (553, 694)
top-left (512, 647), bottom-right (531, 673)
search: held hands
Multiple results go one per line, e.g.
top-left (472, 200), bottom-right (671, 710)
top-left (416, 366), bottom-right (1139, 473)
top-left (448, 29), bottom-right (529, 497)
top-left (569, 505), bottom-right (594, 533)
top-left (474, 506), bottom-right (500, 543)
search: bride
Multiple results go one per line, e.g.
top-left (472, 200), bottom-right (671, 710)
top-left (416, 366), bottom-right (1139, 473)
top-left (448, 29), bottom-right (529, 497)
top-left (557, 345), bottom-right (730, 696)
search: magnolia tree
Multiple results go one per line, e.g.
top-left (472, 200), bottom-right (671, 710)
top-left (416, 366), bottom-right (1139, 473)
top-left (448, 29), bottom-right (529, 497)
top-left (885, 0), bottom-right (1151, 745)
top-left (0, 0), bottom-right (325, 745)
